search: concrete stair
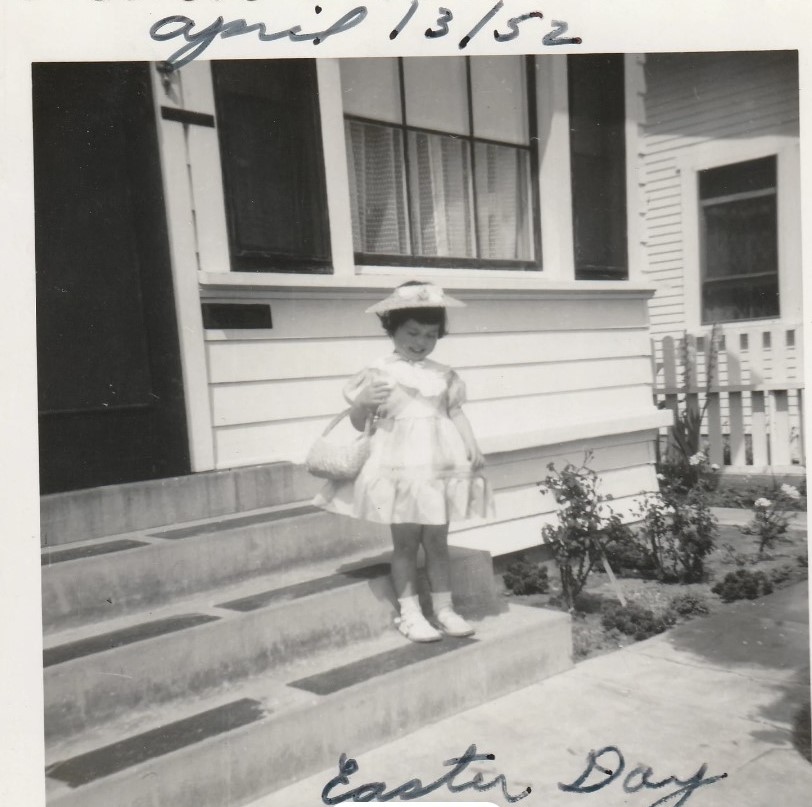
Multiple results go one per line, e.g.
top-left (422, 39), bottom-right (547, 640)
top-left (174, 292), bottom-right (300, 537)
top-left (41, 463), bottom-right (573, 807)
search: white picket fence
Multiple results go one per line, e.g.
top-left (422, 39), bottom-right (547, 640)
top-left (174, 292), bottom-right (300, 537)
top-left (651, 323), bottom-right (805, 470)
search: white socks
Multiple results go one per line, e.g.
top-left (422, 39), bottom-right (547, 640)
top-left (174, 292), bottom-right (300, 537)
top-left (398, 594), bottom-right (422, 617)
top-left (398, 592), bottom-right (455, 615)
top-left (431, 590), bottom-right (454, 614)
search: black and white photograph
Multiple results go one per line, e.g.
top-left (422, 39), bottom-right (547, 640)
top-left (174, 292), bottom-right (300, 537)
top-left (2, 2), bottom-right (811, 806)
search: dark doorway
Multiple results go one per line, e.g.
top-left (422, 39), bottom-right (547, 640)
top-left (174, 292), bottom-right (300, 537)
top-left (34, 63), bottom-right (191, 494)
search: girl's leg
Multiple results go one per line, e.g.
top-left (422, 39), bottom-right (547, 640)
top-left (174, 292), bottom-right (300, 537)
top-left (389, 523), bottom-right (422, 598)
top-left (420, 523), bottom-right (451, 593)
top-left (422, 523), bottom-right (475, 637)
top-left (390, 523), bottom-right (441, 642)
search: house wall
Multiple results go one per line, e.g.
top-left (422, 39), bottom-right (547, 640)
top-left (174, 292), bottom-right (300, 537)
top-left (636, 51), bottom-right (801, 338)
top-left (148, 57), bottom-right (671, 554)
top-left (202, 286), bottom-right (665, 553)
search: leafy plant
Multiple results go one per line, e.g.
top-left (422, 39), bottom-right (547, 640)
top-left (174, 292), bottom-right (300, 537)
top-left (769, 564), bottom-right (797, 587)
top-left (630, 481), bottom-right (718, 583)
top-left (740, 484), bottom-right (801, 554)
top-left (718, 541), bottom-right (750, 567)
top-left (668, 592), bottom-right (710, 617)
top-left (660, 325), bottom-right (722, 491)
top-left (711, 569), bottom-right (774, 602)
top-left (538, 455), bottom-right (631, 611)
top-left (502, 556), bottom-right (550, 595)
top-left (601, 601), bottom-right (676, 641)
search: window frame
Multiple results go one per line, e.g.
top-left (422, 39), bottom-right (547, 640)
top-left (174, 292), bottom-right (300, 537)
top-left (679, 138), bottom-right (801, 330)
top-left (698, 163), bottom-right (779, 324)
top-left (343, 56), bottom-right (542, 271)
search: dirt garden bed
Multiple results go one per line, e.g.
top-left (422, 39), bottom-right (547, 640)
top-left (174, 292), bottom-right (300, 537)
top-left (496, 521), bottom-right (808, 662)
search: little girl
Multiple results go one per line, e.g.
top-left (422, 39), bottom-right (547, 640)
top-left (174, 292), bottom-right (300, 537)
top-left (314, 281), bottom-right (493, 643)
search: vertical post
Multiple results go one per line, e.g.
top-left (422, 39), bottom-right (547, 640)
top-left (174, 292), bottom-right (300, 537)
top-left (749, 327), bottom-right (768, 467)
top-left (726, 332), bottom-right (746, 466)
top-left (661, 335), bottom-right (679, 456)
top-left (751, 392), bottom-right (769, 466)
top-left (683, 335), bottom-right (700, 445)
top-left (705, 331), bottom-right (722, 464)
top-left (770, 390), bottom-right (791, 466)
top-left (769, 327), bottom-right (791, 466)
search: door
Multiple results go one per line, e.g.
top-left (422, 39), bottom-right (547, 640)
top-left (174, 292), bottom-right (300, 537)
top-left (34, 62), bottom-right (191, 494)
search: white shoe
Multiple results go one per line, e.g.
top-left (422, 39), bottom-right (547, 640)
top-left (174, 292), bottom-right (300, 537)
top-left (395, 611), bottom-right (443, 643)
top-left (434, 609), bottom-right (475, 637)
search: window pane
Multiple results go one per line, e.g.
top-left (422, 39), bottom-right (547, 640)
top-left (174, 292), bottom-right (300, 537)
top-left (345, 120), bottom-right (410, 255)
top-left (470, 56), bottom-right (529, 145)
top-left (702, 275), bottom-right (780, 323)
top-left (340, 58), bottom-right (402, 124)
top-left (474, 143), bottom-right (533, 260)
top-left (700, 156), bottom-right (776, 200)
top-left (703, 195), bottom-right (777, 279)
top-left (403, 58), bottom-right (469, 135)
top-left (408, 131), bottom-right (475, 258)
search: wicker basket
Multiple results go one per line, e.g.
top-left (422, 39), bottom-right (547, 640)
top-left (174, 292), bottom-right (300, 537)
top-left (305, 409), bottom-right (372, 480)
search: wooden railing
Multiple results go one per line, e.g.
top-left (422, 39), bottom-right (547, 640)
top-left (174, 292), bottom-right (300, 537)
top-left (652, 324), bottom-right (804, 469)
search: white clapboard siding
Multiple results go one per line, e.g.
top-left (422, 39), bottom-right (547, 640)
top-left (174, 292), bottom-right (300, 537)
top-left (206, 328), bottom-right (652, 384)
top-left (485, 437), bottom-right (655, 491)
top-left (452, 492), bottom-right (653, 554)
top-left (198, 287), bottom-right (667, 554)
top-left (203, 294), bottom-right (649, 341)
top-left (210, 356), bottom-right (653, 427)
top-left (638, 51), bottom-right (800, 339)
top-left (214, 384), bottom-right (655, 468)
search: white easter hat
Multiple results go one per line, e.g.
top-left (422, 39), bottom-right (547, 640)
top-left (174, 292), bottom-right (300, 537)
top-left (365, 283), bottom-right (465, 314)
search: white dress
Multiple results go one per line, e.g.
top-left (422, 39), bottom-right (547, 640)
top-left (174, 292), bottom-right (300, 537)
top-left (313, 354), bottom-right (493, 525)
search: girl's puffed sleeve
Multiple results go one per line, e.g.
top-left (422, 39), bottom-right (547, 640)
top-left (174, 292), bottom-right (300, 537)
top-left (447, 370), bottom-right (467, 415)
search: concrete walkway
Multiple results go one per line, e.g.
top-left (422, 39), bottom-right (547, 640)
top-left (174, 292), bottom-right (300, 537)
top-left (255, 581), bottom-right (811, 807)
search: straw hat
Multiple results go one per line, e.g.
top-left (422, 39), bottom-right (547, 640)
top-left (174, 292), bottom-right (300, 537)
top-left (365, 283), bottom-right (465, 314)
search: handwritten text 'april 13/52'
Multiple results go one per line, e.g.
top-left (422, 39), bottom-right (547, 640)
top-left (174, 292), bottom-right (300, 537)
top-left (149, 0), bottom-right (582, 71)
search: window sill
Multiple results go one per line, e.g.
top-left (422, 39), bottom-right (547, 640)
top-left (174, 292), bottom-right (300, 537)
top-left (198, 269), bottom-right (657, 298)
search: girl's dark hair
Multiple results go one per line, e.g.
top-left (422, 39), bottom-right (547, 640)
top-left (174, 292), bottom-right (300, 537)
top-left (378, 282), bottom-right (448, 337)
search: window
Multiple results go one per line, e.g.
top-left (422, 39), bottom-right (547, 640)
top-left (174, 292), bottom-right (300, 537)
top-left (699, 156), bottom-right (779, 323)
top-left (212, 60), bottom-right (331, 272)
top-left (341, 57), bottom-right (540, 268)
top-left (568, 54), bottom-right (628, 280)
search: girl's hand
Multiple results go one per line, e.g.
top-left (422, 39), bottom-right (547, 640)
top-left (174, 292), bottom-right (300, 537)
top-left (467, 444), bottom-right (485, 471)
top-left (356, 379), bottom-right (393, 411)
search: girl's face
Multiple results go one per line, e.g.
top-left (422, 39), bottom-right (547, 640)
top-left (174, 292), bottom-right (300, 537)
top-left (392, 319), bottom-right (440, 362)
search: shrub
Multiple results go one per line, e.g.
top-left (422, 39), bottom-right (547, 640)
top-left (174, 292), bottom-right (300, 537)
top-left (632, 483), bottom-right (717, 583)
top-left (601, 601), bottom-right (676, 641)
top-left (740, 484), bottom-right (801, 553)
top-left (718, 541), bottom-right (751, 567)
top-left (539, 455), bottom-right (632, 610)
top-left (769, 564), bottom-right (796, 587)
top-left (798, 552), bottom-right (808, 569)
top-left (572, 591), bottom-right (605, 614)
top-left (502, 556), bottom-right (550, 595)
top-left (668, 592), bottom-right (710, 618)
top-left (711, 569), bottom-right (774, 603)
top-left (603, 531), bottom-right (658, 575)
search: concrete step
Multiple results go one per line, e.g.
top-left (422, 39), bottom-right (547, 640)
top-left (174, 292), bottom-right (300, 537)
top-left (45, 603), bottom-right (572, 807)
top-left (44, 545), bottom-right (498, 742)
top-left (42, 502), bottom-right (389, 633)
top-left (41, 462), bottom-right (322, 547)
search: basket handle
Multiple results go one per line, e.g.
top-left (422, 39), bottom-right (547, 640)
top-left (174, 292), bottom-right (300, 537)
top-left (321, 408), bottom-right (374, 437)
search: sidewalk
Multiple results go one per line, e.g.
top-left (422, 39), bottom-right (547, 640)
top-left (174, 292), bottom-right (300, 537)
top-left (255, 581), bottom-right (811, 807)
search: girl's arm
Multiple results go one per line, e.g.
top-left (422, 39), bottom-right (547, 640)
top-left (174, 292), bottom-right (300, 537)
top-left (346, 373), bottom-right (392, 431)
top-left (450, 410), bottom-right (485, 470)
